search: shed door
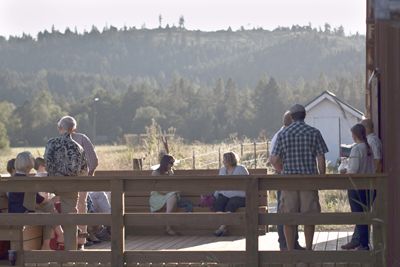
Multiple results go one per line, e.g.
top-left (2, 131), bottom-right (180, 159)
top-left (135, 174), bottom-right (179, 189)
top-left (313, 117), bottom-right (340, 166)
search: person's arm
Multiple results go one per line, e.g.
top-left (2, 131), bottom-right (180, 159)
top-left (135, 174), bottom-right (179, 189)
top-left (369, 138), bottom-right (383, 173)
top-left (315, 131), bottom-right (329, 175)
top-left (316, 154), bottom-right (326, 174)
top-left (270, 155), bottom-right (283, 173)
top-left (374, 159), bottom-right (382, 173)
top-left (270, 133), bottom-right (284, 173)
top-left (81, 135), bottom-right (99, 176)
top-left (347, 147), bottom-right (360, 174)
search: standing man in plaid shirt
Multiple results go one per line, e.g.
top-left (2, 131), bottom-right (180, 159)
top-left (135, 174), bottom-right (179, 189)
top-left (270, 104), bottom-right (328, 251)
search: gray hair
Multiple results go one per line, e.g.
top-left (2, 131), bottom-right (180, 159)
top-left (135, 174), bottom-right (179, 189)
top-left (57, 116), bottom-right (77, 132)
top-left (15, 151), bottom-right (35, 173)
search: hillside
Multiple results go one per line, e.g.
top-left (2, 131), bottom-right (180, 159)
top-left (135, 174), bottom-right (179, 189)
top-left (0, 26), bottom-right (366, 146)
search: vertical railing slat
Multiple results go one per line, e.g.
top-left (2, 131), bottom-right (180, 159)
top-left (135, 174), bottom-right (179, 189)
top-left (245, 177), bottom-right (259, 266)
top-left (111, 179), bottom-right (125, 267)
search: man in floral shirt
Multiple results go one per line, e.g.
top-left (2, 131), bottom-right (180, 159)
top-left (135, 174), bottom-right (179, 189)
top-left (45, 117), bottom-right (87, 250)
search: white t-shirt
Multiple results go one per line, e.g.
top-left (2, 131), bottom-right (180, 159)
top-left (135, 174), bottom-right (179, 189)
top-left (270, 127), bottom-right (285, 156)
top-left (367, 133), bottom-right (382, 160)
top-left (347, 143), bottom-right (375, 174)
top-left (215, 165), bottom-right (249, 198)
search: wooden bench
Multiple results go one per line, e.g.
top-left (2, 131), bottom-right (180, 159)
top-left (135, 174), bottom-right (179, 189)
top-left (95, 169), bottom-right (269, 236)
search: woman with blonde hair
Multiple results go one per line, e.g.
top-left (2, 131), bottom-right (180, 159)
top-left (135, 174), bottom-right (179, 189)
top-left (213, 151), bottom-right (249, 236)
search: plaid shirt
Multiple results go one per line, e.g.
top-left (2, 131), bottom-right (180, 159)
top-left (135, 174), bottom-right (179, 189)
top-left (271, 121), bottom-right (328, 174)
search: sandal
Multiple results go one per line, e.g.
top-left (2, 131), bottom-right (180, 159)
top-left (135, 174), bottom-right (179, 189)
top-left (214, 227), bottom-right (227, 237)
top-left (165, 227), bottom-right (178, 236)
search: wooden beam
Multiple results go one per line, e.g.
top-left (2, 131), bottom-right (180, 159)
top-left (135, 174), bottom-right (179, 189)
top-left (124, 178), bottom-right (247, 193)
top-left (24, 251), bottom-right (111, 263)
top-left (124, 251), bottom-right (245, 264)
top-left (124, 212), bottom-right (244, 226)
top-left (259, 251), bottom-right (374, 264)
top-left (0, 179), bottom-right (110, 192)
top-left (259, 213), bottom-right (378, 225)
top-left (0, 214), bottom-right (111, 226)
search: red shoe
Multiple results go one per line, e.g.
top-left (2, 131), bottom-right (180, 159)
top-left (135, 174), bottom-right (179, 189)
top-left (49, 233), bottom-right (64, 250)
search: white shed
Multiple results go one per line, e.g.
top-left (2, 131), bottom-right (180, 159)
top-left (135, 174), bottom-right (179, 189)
top-left (304, 91), bottom-right (364, 165)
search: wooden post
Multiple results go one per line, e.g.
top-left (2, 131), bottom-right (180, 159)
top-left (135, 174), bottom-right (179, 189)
top-left (253, 142), bottom-right (257, 169)
top-left (111, 179), bottom-right (125, 267)
top-left (245, 177), bottom-right (259, 267)
top-left (373, 177), bottom-right (387, 266)
top-left (133, 158), bottom-right (143, 170)
top-left (218, 147), bottom-right (222, 169)
top-left (192, 149), bottom-right (196, 170)
top-left (10, 226), bottom-right (24, 266)
top-left (240, 143), bottom-right (244, 158)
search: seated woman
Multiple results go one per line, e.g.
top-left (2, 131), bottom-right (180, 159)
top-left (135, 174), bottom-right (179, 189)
top-left (213, 152), bottom-right (249, 236)
top-left (8, 151), bottom-right (64, 250)
top-left (340, 124), bottom-right (375, 251)
top-left (150, 154), bottom-right (179, 236)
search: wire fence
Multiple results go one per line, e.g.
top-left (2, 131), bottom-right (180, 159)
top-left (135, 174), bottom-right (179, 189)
top-left (178, 141), bottom-right (270, 170)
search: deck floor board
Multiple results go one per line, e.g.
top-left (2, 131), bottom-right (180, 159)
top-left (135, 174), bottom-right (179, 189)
top-left (89, 231), bottom-right (351, 251)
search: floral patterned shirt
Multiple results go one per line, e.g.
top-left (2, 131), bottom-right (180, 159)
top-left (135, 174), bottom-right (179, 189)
top-left (44, 133), bottom-right (88, 176)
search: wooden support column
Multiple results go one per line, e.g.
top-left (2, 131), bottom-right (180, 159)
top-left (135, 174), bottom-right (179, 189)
top-left (373, 177), bottom-right (387, 266)
top-left (245, 177), bottom-right (259, 266)
top-left (111, 179), bottom-right (125, 267)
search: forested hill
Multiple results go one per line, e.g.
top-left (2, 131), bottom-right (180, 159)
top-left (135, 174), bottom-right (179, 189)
top-left (0, 25), bottom-right (366, 146)
top-left (1, 26), bottom-right (364, 86)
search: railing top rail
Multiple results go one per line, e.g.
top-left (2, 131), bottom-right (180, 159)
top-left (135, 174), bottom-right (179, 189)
top-left (0, 173), bottom-right (386, 181)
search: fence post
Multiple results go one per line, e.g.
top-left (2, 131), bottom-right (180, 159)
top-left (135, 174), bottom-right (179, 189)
top-left (192, 149), bottom-right (196, 170)
top-left (218, 147), bottom-right (222, 169)
top-left (241, 143), bottom-right (244, 158)
top-left (253, 142), bottom-right (257, 169)
top-left (111, 179), bottom-right (125, 267)
top-left (245, 177), bottom-right (259, 266)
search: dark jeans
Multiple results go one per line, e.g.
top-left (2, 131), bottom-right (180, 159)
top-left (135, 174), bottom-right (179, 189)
top-left (213, 194), bottom-right (245, 212)
top-left (348, 189), bottom-right (374, 247)
top-left (277, 190), bottom-right (300, 249)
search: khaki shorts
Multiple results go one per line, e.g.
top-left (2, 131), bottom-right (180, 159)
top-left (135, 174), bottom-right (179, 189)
top-left (279, 190), bottom-right (321, 213)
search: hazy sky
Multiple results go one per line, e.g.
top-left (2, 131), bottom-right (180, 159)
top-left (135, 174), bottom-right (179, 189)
top-left (0, 0), bottom-right (366, 37)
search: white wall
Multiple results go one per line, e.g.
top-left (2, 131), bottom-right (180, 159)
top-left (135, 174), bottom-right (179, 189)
top-left (305, 98), bottom-right (361, 165)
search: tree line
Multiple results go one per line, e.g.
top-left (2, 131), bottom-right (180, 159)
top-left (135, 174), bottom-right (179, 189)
top-left (0, 25), bottom-right (365, 147)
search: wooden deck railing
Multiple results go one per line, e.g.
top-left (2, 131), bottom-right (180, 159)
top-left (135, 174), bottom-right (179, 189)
top-left (0, 173), bottom-right (387, 266)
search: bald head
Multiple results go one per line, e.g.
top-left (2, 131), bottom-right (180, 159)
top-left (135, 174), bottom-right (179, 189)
top-left (283, 111), bottom-right (293, 127)
top-left (58, 116), bottom-right (77, 134)
top-left (361, 118), bottom-right (374, 134)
